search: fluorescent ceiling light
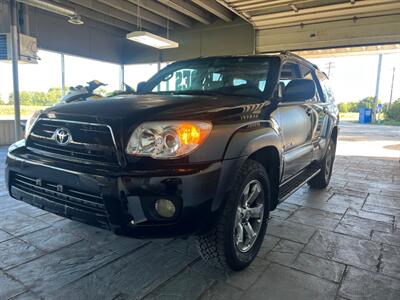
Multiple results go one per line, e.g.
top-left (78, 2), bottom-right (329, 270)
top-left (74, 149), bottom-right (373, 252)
top-left (126, 31), bottom-right (179, 49)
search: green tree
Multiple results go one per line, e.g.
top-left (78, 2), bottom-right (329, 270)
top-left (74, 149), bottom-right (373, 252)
top-left (46, 87), bottom-right (65, 104)
top-left (358, 97), bottom-right (380, 110)
top-left (337, 103), bottom-right (349, 113)
top-left (8, 87), bottom-right (67, 106)
top-left (386, 99), bottom-right (400, 121)
top-left (347, 102), bottom-right (359, 112)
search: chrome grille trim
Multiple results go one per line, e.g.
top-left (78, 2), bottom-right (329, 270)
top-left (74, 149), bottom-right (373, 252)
top-left (27, 118), bottom-right (120, 166)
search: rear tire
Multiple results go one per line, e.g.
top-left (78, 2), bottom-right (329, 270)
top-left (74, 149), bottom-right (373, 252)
top-left (308, 138), bottom-right (336, 189)
top-left (196, 160), bottom-right (271, 271)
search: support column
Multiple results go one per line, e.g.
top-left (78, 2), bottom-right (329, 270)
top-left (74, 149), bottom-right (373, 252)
top-left (388, 67), bottom-right (396, 111)
top-left (119, 64), bottom-right (124, 91)
top-left (61, 53), bottom-right (66, 97)
top-left (373, 54), bottom-right (383, 123)
top-left (157, 51), bottom-right (161, 92)
top-left (10, 0), bottom-right (21, 141)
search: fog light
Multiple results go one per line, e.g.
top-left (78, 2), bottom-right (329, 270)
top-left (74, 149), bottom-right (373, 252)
top-left (155, 199), bottom-right (176, 218)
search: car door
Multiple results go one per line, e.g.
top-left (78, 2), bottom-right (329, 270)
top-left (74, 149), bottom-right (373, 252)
top-left (271, 61), bottom-right (314, 180)
top-left (311, 70), bottom-right (335, 161)
top-left (298, 64), bottom-right (330, 162)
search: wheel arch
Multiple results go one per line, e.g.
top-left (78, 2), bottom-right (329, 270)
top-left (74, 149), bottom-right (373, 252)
top-left (248, 146), bottom-right (281, 211)
top-left (331, 125), bottom-right (338, 143)
top-left (212, 123), bottom-right (284, 213)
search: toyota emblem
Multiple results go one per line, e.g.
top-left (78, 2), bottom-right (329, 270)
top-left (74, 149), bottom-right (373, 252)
top-left (53, 128), bottom-right (72, 146)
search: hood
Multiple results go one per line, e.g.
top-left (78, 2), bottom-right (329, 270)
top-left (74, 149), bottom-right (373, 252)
top-left (43, 94), bottom-right (268, 123)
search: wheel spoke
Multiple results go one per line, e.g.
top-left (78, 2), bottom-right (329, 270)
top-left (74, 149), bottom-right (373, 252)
top-left (236, 207), bottom-right (243, 224)
top-left (245, 184), bottom-right (261, 206)
top-left (247, 204), bottom-right (264, 219)
top-left (236, 223), bottom-right (244, 244)
top-left (243, 222), bottom-right (256, 239)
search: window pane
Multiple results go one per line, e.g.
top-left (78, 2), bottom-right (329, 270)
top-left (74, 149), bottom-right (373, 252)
top-left (1, 50), bottom-right (62, 118)
top-left (0, 61), bottom-right (12, 106)
top-left (124, 63), bottom-right (159, 91)
top-left (65, 54), bottom-right (120, 95)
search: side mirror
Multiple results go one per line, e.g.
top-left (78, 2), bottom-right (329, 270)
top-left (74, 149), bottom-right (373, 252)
top-left (282, 79), bottom-right (316, 102)
top-left (137, 81), bottom-right (147, 93)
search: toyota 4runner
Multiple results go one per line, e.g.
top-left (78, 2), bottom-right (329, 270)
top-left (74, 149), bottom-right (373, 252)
top-left (5, 52), bottom-right (339, 270)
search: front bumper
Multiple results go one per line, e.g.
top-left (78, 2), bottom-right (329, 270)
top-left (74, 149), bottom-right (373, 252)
top-left (5, 143), bottom-right (241, 238)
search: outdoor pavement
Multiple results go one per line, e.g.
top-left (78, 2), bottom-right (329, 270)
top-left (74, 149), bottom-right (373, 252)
top-left (0, 121), bottom-right (399, 300)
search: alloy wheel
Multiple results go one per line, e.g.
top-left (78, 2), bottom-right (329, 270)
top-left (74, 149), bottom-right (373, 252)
top-left (325, 143), bottom-right (333, 179)
top-left (234, 179), bottom-right (265, 253)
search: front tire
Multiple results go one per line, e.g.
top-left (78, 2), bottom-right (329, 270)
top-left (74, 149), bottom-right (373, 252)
top-left (196, 160), bottom-right (271, 271)
top-left (308, 138), bottom-right (336, 189)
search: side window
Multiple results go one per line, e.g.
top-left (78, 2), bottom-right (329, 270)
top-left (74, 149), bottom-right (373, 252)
top-left (300, 64), bottom-right (313, 80)
top-left (279, 62), bottom-right (301, 86)
top-left (279, 62), bottom-right (319, 102)
top-left (300, 64), bottom-right (320, 102)
top-left (317, 72), bottom-right (335, 103)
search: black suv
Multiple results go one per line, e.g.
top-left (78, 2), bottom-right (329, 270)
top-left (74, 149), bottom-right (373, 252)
top-left (5, 52), bottom-right (338, 270)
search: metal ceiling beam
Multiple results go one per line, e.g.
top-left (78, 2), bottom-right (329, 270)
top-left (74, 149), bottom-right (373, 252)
top-left (97, 0), bottom-right (175, 29)
top-left (191, 0), bottom-right (233, 22)
top-left (158, 0), bottom-right (213, 24)
top-left (296, 44), bottom-right (400, 58)
top-left (49, 0), bottom-right (140, 32)
top-left (226, 0), bottom-right (316, 11)
top-left (18, 0), bottom-right (77, 17)
top-left (252, 0), bottom-right (400, 28)
top-left (126, 0), bottom-right (193, 28)
top-left (216, 0), bottom-right (254, 24)
top-left (257, 10), bottom-right (400, 29)
top-left (67, 0), bottom-right (161, 32)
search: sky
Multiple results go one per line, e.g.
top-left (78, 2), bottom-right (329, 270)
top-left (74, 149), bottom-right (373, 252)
top-left (0, 50), bottom-right (399, 104)
top-left (310, 52), bottom-right (400, 103)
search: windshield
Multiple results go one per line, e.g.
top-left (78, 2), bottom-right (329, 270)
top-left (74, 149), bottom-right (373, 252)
top-left (143, 57), bottom-right (274, 98)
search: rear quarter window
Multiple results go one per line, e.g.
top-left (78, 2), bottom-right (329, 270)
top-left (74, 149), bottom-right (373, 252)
top-left (317, 72), bottom-right (335, 103)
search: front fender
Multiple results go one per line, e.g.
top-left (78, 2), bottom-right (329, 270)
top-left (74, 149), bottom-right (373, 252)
top-left (224, 121), bottom-right (283, 162)
top-left (211, 121), bottom-right (283, 212)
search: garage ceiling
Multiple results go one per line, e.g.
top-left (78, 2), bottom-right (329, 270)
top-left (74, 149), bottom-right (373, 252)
top-left (48, 0), bottom-right (236, 33)
top-left (6, 1), bottom-right (399, 63)
top-left (214, 0), bottom-right (400, 55)
top-left (218, 0), bottom-right (400, 29)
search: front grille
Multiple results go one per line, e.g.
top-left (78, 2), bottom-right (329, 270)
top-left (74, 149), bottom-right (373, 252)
top-left (11, 172), bottom-right (109, 227)
top-left (27, 119), bottom-right (119, 166)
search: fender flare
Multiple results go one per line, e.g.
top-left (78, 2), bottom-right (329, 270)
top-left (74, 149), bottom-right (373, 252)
top-left (211, 122), bottom-right (283, 212)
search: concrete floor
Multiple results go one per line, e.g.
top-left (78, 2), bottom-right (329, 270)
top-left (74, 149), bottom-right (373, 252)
top-left (0, 122), bottom-right (399, 300)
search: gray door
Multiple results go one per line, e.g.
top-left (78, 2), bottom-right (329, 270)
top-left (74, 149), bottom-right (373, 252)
top-left (273, 62), bottom-right (314, 180)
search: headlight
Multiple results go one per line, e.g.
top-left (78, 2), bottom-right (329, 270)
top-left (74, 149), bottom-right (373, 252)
top-left (24, 110), bottom-right (41, 139)
top-left (126, 121), bottom-right (212, 159)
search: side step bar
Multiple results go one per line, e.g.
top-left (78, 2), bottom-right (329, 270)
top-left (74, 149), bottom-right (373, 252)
top-left (278, 164), bottom-right (321, 202)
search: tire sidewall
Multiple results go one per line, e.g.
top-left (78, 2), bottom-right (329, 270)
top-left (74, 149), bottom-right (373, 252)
top-left (324, 139), bottom-right (336, 182)
top-left (224, 162), bottom-right (271, 270)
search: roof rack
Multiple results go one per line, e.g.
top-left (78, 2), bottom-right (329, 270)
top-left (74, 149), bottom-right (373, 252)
top-left (280, 51), bottom-right (319, 70)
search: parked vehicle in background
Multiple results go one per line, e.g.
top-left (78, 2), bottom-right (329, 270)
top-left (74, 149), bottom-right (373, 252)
top-left (5, 52), bottom-right (339, 270)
